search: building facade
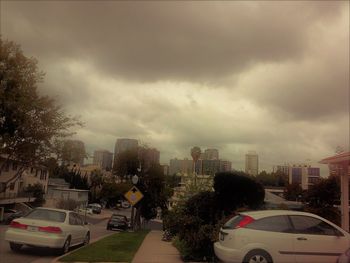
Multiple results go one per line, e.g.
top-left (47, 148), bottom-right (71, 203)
top-left (288, 164), bottom-right (320, 190)
top-left (0, 157), bottom-right (49, 205)
top-left (245, 151), bottom-right (259, 176)
top-left (114, 138), bottom-right (139, 156)
top-left (202, 149), bottom-right (219, 160)
top-left (93, 150), bottom-right (113, 170)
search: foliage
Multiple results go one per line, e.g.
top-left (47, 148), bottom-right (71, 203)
top-left (164, 171), bottom-right (265, 261)
top-left (0, 39), bottom-right (81, 192)
top-left (61, 139), bottom-right (87, 165)
top-left (214, 172), bottom-right (265, 215)
top-left (55, 198), bottom-right (79, 210)
top-left (25, 183), bottom-right (45, 207)
top-left (99, 179), bottom-right (132, 208)
top-left (303, 176), bottom-right (341, 225)
top-left (136, 163), bottom-right (169, 222)
top-left (63, 167), bottom-right (89, 190)
top-left (113, 149), bottom-right (139, 180)
top-left (89, 169), bottom-right (103, 202)
top-left (256, 170), bottom-right (288, 187)
top-left (284, 183), bottom-right (304, 201)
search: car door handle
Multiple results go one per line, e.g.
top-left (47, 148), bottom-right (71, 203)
top-left (297, 237), bottom-right (307, 241)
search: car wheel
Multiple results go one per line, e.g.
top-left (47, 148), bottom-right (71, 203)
top-left (83, 232), bottom-right (90, 245)
top-left (60, 236), bottom-right (71, 255)
top-left (243, 249), bottom-right (273, 263)
top-left (9, 242), bottom-right (22, 252)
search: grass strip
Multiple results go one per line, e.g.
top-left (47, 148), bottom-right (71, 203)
top-left (60, 229), bottom-right (150, 262)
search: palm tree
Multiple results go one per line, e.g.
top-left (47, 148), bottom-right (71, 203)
top-left (90, 169), bottom-right (103, 202)
top-left (190, 146), bottom-right (201, 186)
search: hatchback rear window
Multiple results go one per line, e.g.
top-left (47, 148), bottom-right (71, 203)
top-left (246, 215), bottom-right (292, 233)
top-left (25, 209), bottom-right (66, 222)
top-left (223, 215), bottom-right (244, 229)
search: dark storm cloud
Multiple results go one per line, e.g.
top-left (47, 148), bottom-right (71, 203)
top-left (2, 1), bottom-right (345, 83)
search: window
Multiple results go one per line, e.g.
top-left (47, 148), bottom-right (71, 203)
top-left (290, 215), bottom-right (343, 236)
top-left (223, 215), bottom-right (244, 229)
top-left (9, 182), bottom-right (15, 190)
top-left (12, 162), bottom-right (18, 170)
top-left (35, 169), bottom-right (38, 177)
top-left (69, 213), bottom-right (77, 225)
top-left (74, 214), bottom-right (84, 225)
top-left (25, 209), bottom-right (66, 222)
top-left (4, 162), bottom-right (10, 172)
top-left (246, 216), bottom-right (292, 233)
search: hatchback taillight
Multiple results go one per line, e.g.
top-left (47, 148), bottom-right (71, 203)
top-left (234, 215), bottom-right (254, 229)
top-left (38, 226), bottom-right (62, 234)
top-left (10, 221), bottom-right (28, 230)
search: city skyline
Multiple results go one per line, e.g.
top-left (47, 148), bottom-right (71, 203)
top-left (1, 1), bottom-right (348, 175)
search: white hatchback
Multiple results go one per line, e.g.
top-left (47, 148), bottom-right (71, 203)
top-left (214, 210), bottom-right (350, 263)
top-left (5, 207), bottom-right (90, 254)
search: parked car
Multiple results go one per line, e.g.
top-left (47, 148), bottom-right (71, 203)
top-left (3, 209), bottom-right (24, 224)
top-left (107, 214), bottom-right (129, 231)
top-left (78, 207), bottom-right (93, 215)
top-left (121, 201), bottom-right (131, 208)
top-left (214, 210), bottom-right (350, 263)
top-left (338, 248), bottom-right (350, 263)
top-left (5, 207), bottom-right (90, 254)
top-left (87, 203), bottom-right (102, 214)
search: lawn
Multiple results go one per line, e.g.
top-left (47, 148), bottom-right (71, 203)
top-left (59, 230), bottom-right (150, 262)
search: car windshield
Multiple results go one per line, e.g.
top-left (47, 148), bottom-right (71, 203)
top-left (25, 209), bottom-right (66, 222)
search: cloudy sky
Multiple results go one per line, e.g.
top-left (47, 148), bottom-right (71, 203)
top-left (1, 1), bottom-right (349, 174)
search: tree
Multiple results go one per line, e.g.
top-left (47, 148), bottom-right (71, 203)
top-left (303, 176), bottom-right (341, 224)
top-left (61, 139), bottom-right (87, 165)
top-left (25, 183), bottom-right (45, 207)
top-left (214, 171), bottom-right (265, 215)
top-left (284, 183), bottom-right (304, 201)
top-left (0, 39), bottom-right (81, 192)
top-left (113, 149), bottom-right (139, 181)
top-left (90, 169), bottom-right (103, 202)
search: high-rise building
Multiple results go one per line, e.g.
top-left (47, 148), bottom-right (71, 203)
top-left (288, 164), bottom-right (320, 190)
top-left (220, 160), bottom-right (232, 172)
top-left (93, 150), bottom-right (113, 170)
top-left (169, 158), bottom-right (193, 175)
top-left (203, 149), bottom-right (219, 160)
top-left (139, 147), bottom-right (160, 171)
top-left (62, 140), bottom-right (86, 166)
top-left (114, 138), bottom-right (138, 156)
top-left (245, 151), bottom-right (259, 176)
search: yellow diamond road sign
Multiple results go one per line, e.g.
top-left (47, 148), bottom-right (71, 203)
top-left (124, 186), bottom-right (144, 206)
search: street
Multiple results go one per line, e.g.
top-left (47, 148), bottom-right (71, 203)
top-left (0, 208), bottom-right (132, 263)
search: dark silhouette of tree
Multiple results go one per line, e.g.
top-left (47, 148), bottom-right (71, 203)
top-left (0, 39), bottom-right (81, 192)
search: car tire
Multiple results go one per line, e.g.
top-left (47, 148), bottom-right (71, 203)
top-left (9, 242), bottom-right (22, 252)
top-left (243, 249), bottom-right (273, 263)
top-left (60, 236), bottom-right (71, 255)
top-left (83, 232), bottom-right (90, 246)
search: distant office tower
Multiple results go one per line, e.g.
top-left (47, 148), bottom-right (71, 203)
top-left (273, 165), bottom-right (290, 176)
top-left (169, 158), bottom-right (193, 175)
top-left (161, 164), bottom-right (169, 176)
top-left (62, 140), bottom-right (86, 166)
top-left (203, 149), bottom-right (219, 160)
top-left (288, 164), bottom-right (320, 190)
top-left (93, 150), bottom-right (113, 170)
top-left (114, 138), bottom-right (139, 155)
top-left (220, 160), bottom-right (232, 172)
top-left (245, 151), bottom-right (259, 176)
top-left (139, 147), bottom-right (160, 171)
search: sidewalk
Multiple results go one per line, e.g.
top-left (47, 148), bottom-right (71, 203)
top-left (132, 230), bottom-right (183, 263)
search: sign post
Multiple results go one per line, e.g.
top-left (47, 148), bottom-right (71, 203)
top-left (124, 184), bottom-right (143, 231)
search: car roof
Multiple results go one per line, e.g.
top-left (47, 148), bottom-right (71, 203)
top-left (240, 210), bottom-right (323, 220)
top-left (34, 207), bottom-right (71, 213)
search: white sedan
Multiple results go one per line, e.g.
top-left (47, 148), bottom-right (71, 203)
top-left (5, 207), bottom-right (90, 254)
top-left (214, 210), bottom-right (350, 263)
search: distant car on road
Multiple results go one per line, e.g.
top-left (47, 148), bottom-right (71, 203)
top-left (107, 214), bottom-right (129, 231)
top-left (5, 207), bottom-right (90, 254)
top-left (214, 210), bottom-right (350, 263)
top-left (87, 203), bottom-right (102, 214)
top-left (3, 209), bottom-right (24, 224)
top-left (121, 201), bottom-right (131, 208)
top-left (78, 207), bottom-right (93, 215)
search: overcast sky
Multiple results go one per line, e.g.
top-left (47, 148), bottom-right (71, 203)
top-left (1, 1), bottom-right (349, 174)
